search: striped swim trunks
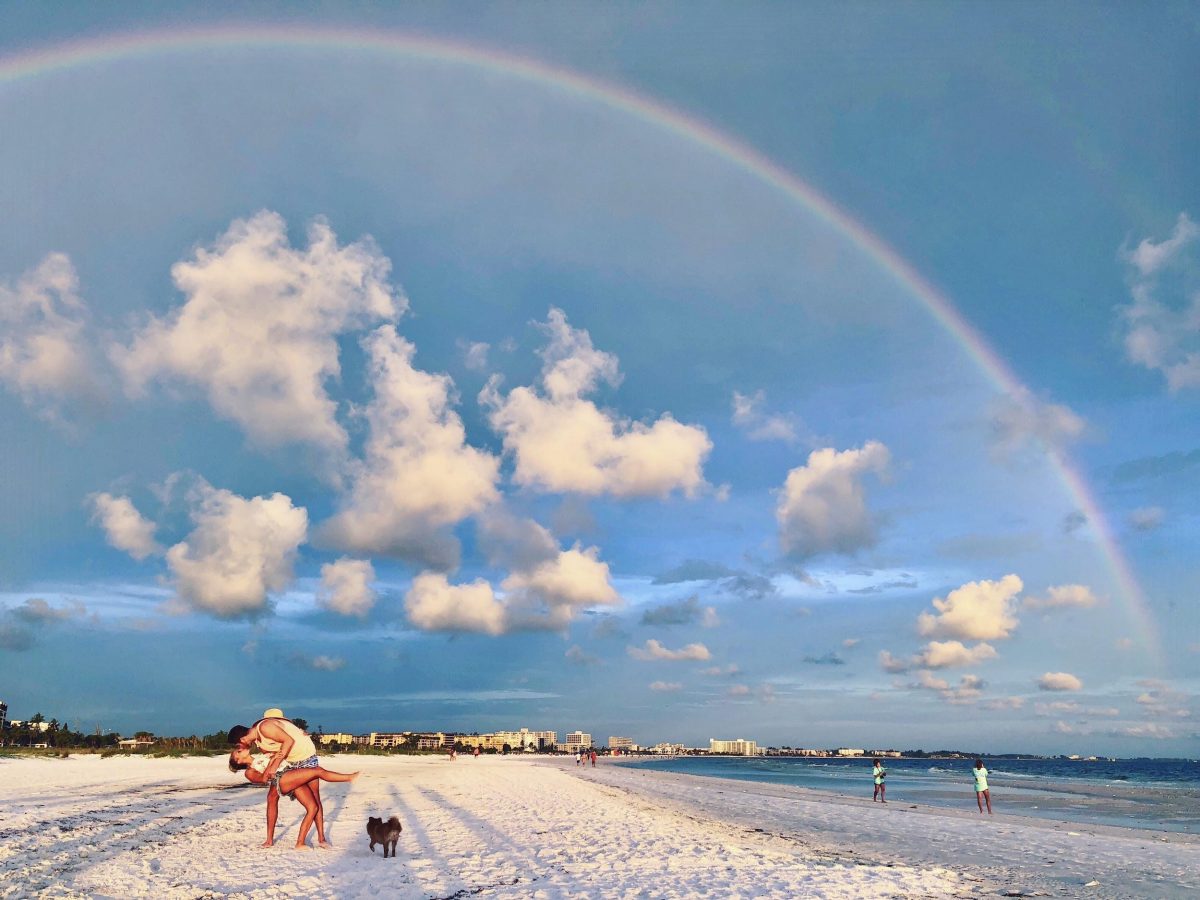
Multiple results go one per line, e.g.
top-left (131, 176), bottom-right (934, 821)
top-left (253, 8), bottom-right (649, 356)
top-left (270, 755), bottom-right (320, 798)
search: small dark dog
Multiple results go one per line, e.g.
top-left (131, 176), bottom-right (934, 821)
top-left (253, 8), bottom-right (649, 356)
top-left (366, 815), bottom-right (402, 858)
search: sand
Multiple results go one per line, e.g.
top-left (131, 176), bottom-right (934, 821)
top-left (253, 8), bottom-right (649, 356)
top-left (0, 753), bottom-right (1195, 899)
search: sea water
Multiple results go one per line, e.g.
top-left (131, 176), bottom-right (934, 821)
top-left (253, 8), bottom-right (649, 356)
top-left (631, 756), bottom-right (1198, 833)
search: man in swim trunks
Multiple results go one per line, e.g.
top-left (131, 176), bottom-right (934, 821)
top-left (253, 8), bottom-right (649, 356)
top-left (228, 709), bottom-right (329, 848)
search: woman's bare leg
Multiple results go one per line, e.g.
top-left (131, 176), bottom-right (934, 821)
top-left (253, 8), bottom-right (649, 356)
top-left (292, 785), bottom-right (319, 850)
top-left (276, 766), bottom-right (360, 794)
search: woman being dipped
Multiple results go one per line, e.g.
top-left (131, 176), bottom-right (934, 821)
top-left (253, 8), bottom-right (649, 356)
top-left (229, 747), bottom-right (359, 849)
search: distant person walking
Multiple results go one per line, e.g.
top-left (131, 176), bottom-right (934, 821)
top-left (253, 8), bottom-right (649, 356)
top-left (590, 749), bottom-right (597, 767)
top-left (973, 759), bottom-right (992, 814)
top-left (872, 758), bottom-right (887, 803)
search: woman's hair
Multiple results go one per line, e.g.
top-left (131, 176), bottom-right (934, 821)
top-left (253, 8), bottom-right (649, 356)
top-left (873, 758), bottom-right (880, 764)
top-left (228, 749), bottom-right (249, 773)
top-left (975, 759), bottom-right (983, 767)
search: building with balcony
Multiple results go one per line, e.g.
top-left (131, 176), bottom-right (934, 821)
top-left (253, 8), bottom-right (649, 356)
top-left (608, 736), bottom-right (635, 751)
top-left (709, 738), bottom-right (760, 756)
top-left (564, 731), bottom-right (592, 750)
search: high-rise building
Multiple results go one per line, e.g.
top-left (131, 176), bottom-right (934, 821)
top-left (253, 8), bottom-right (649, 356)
top-left (0, 699), bottom-right (7, 734)
top-left (564, 731), bottom-right (592, 750)
top-left (709, 738), bottom-right (760, 756)
top-left (608, 736), bottom-right (634, 751)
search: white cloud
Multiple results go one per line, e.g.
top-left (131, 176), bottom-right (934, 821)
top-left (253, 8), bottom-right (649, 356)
top-left (909, 670), bottom-right (985, 704)
top-left (701, 605), bottom-right (720, 628)
top-left (501, 545), bottom-right (621, 631)
top-left (701, 664), bottom-right (740, 677)
top-left (917, 574), bottom-right (1022, 641)
top-left (318, 558), bottom-right (376, 618)
top-left (628, 639), bottom-right (711, 661)
top-left (1037, 671), bottom-right (1083, 692)
top-left (403, 572), bottom-right (507, 636)
top-left (776, 441), bottom-right (890, 559)
top-left (878, 650), bottom-right (911, 674)
top-left (731, 390), bottom-right (799, 443)
top-left (649, 681), bottom-right (682, 692)
top-left (1129, 506), bottom-right (1166, 532)
top-left (1125, 211), bottom-right (1199, 277)
top-left (1024, 583), bottom-right (1099, 610)
top-left (914, 640), bottom-right (998, 669)
top-left (1117, 213), bottom-right (1200, 391)
top-left (476, 508), bottom-right (559, 572)
top-left (113, 211), bottom-right (401, 455)
top-left (0, 252), bottom-right (101, 419)
top-left (165, 482), bottom-right (308, 618)
top-left (727, 684), bottom-right (751, 697)
top-left (403, 542), bottom-right (620, 636)
top-left (319, 325), bottom-right (500, 568)
top-left (989, 389), bottom-right (1086, 459)
top-left (842, 637), bottom-right (861, 648)
top-left (482, 308), bottom-right (711, 498)
top-left (89, 493), bottom-right (160, 561)
top-left (461, 340), bottom-right (490, 372)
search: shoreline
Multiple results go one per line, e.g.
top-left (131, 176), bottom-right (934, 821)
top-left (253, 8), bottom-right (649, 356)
top-left (555, 756), bottom-right (1199, 897)
top-left (2, 753), bottom-right (1196, 898)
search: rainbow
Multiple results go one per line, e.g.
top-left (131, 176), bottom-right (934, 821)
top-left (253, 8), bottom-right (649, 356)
top-left (0, 25), bottom-right (1160, 657)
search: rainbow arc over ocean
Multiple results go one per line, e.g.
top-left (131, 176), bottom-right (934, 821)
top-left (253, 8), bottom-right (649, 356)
top-left (0, 24), bottom-right (1161, 659)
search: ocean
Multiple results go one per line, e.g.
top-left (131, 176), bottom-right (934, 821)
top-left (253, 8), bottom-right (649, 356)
top-left (629, 755), bottom-right (1199, 833)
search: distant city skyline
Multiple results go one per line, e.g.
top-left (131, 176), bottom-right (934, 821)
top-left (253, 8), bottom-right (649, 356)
top-left (0, 4), bottom-right (1196, 756)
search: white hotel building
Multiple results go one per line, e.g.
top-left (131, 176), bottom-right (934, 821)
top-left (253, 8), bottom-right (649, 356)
top-left (564, 731), bottom-right (592, 750)
top-left (709, 738), bottom-right (761, 756)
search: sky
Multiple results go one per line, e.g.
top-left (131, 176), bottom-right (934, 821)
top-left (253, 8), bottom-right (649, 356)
top-left (0, 2), bottom-right (1197, 756)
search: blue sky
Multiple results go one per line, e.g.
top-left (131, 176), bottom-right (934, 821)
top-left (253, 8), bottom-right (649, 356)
top-left (0, 3), bottom-right (1196, 755)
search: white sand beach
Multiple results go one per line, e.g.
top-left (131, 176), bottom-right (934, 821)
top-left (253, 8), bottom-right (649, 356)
top-left (1, 754), bottom-right (1196, 899)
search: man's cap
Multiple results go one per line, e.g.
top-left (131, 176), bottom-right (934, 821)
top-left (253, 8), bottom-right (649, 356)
top-left (262, 707), bottom-right (285, 719)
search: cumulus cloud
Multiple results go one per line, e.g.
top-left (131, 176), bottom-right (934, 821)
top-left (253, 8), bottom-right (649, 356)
top-left (649, 681), bottom-right (682, 692)
top-left (404, 542), bottom-right (620, 635)
top-left (89, 493), bottom-right (160, 561)
top-left (990, 389), bottom-right (1086, 459)
top-left (1117, 213), bottom-right (1200, 391)
top-left (908, 670), bottom-right (984, 704)
top-left (165, 482), bottom-right (308, 618)
top-left (501, 545), bottom-right (621, 631)
top-left (917, 574), bottom-right (1022, 641)
top-left (319, 325), bottom-right (500, 568)
top-left (475, 509), bottom-right (559, 572)
top-left (1024, 584), bottom-right (1099, 610)
top-left (1037, 671), bottom-right (1083, 692)
top-left (628, 639), bottom-right (711, 661)
top-left (318, 558), bottom-right (376, 618)
top-left (913, 640), bottom-right (998, 669)
top-left (481, 308), bottom-right (711, 498)
top-left (776, 441), bottom-right (890, 559)
top-left (1129, 506), bottom-right (1166, 532)
top-left (731, 390), bottom-right (799, 443)
top-left (113, 211), bottom-right (401, 455)
top-left (879, 650), bottom-right (911, 674)
top-left (0, 252), bottom-right (102, 420)
top-left (403, 572), bottom-right (507, 636)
